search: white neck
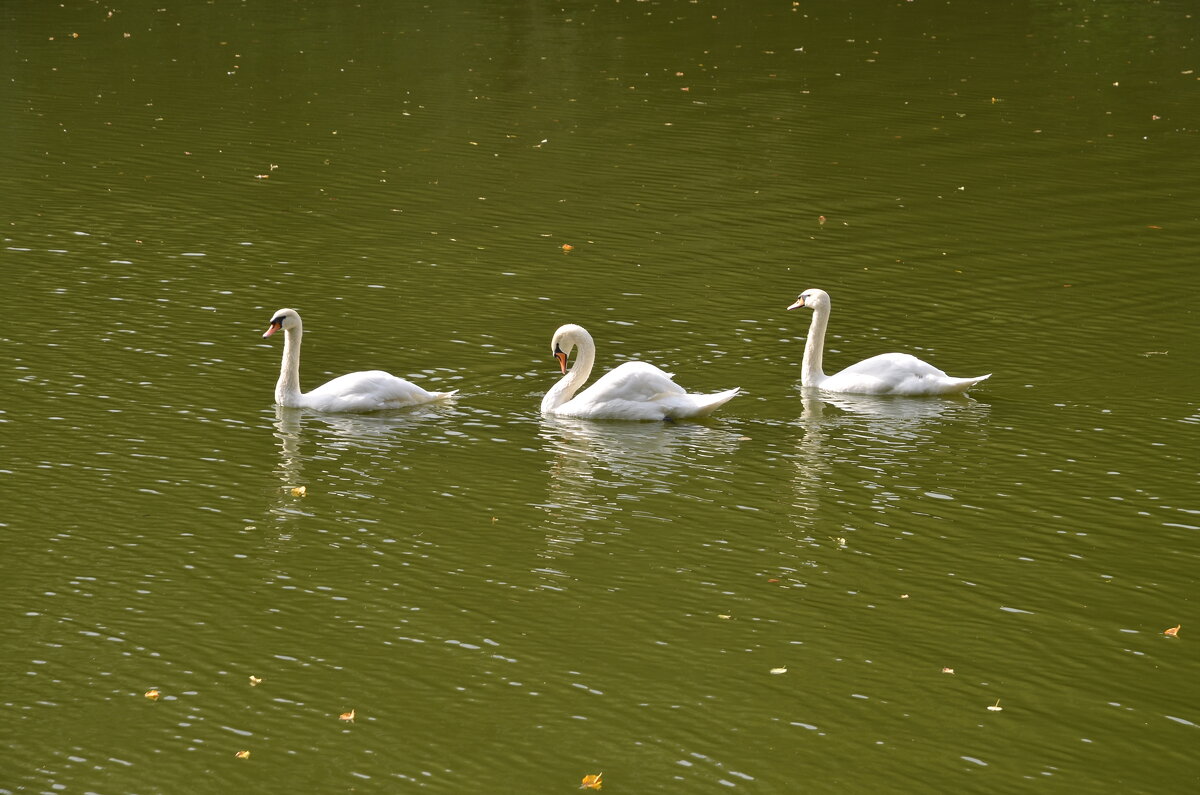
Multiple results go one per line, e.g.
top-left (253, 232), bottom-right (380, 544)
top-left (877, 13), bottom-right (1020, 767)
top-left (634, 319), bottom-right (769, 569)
top-left (275, 323), bottom-right (304, 407)
top-left (802, 302), bottom-right (830, 387)
top-left (540, 330), bottom-right (596, 412)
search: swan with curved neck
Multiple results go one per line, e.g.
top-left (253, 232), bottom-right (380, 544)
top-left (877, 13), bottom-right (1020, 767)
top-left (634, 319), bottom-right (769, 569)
top-left (540, 323), bottom-right (739, 420)
top-left (263, 308), bottom-right (456, 412)
top-left (787, 289), bottom-right (990, 395)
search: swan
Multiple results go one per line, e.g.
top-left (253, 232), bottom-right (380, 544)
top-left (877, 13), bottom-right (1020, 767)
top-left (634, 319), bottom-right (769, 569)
top-left (540, 323), bottom-right (739, 420)
top-left (262, 308), bottom-right (456, 412)
top-left (787, 289), bottom-right (990, 395)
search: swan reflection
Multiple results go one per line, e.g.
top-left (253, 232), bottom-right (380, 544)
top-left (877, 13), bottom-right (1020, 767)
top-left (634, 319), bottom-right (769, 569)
top-left (797, 388), bottom-right (990, 428)
top-left (533, 417), bottom-right (745, 565)
top-left (265, 402), bottom-right (458, 530)
top-left (791, 389), bottom-right (992, 533)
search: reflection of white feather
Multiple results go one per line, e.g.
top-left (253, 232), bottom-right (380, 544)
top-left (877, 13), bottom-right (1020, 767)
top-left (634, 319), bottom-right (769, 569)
top-left (536, 415), bottom-right (746, 560)
top-left (540, 324), bottom-right (738, 420)
top-left (787, 289), bottom-right (990, 395)
top-left (804, 390), bottom-right (976, 421)
top-left (263, 308), bottom-right (456, 412)
top-left (789, 389), bottom-right (992, 535)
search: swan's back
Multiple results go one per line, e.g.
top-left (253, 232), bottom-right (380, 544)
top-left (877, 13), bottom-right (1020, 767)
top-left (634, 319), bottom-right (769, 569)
top-left (825, 353), bottom-right (990, 396)
top-left (555, 361), bottom-right (739, 420)
top-left (302, 370), bottom-right (456, 412)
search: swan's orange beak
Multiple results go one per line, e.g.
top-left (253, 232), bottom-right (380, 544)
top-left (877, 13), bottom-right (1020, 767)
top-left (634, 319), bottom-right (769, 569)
top-left (787, 297), bottom-right (805, 310)
top-left (263, 321), bottom-right (282, 338)
top-left (554, 350), bottom-right (568, 373)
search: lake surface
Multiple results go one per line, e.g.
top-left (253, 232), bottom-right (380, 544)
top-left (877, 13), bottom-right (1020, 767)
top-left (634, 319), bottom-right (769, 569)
top-left (2, 0), bottom-right (1197, 791)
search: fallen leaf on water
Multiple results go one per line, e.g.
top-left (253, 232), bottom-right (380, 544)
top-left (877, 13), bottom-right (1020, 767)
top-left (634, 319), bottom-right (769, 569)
top-left (290, 486), bottom-right (306, 497)
top-left (561, 244), bottom-right (574, 252)
top-left (145, 689), bottom-right (161, 700)
top-left (1164, 624), bottom-right (1181, 637)
top-left (987, 699), bottom-right (1003, 712)
top-left (770, 667), bottom-right (788, 675)
top-left (717, 614), bottom-right (732, 620)
top-left (339, 709), bottom-right (356, 722)
top-left (249, 676), bottom-right (262, 686)
top-left (818, 215), bottom-right (826, 225)
top-left (235, 750), bottom-right (251, 759)
top-left (941, 667), bottom-right (955, 674)
top-left (581, 772), bottom-right (603, 790)
top-left (900, 594), bottom-right (910, 599)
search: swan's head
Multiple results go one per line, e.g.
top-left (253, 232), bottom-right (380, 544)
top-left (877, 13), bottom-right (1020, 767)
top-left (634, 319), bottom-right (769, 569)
top-left (263, 308), bottom-right (301, 338)
top-left (787, 288), bottom-right (830, 312)
top-left (549, 324), bottom-right (591, 373)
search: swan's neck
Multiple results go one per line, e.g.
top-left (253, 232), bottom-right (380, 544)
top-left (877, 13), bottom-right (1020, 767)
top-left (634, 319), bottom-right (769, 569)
top-left (803, 304), bottom-right (830, 386)
top-left (275, 325), bottom-right (304, 407)
top-left (540, 335), bottom-right (595, 412)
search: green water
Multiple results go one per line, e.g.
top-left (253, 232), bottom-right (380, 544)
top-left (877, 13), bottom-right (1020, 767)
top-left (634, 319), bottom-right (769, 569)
top-left (2, 0), bottom-right (1197, 792)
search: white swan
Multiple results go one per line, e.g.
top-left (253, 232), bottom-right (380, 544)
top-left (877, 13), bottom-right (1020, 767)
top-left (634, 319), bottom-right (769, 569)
top-left (262, 308), bottom-right (456, 412)
top-left (787, 289), bottom-right (990, 395)
top-left (540, 324), bottom-right (739, 420)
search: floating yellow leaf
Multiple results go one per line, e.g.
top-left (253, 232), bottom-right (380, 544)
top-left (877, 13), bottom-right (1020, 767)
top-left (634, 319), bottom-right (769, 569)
top-left (1165, 624), bottom-right (1181, 637)
top-left (581, 772), bottom-right (603, 790)
top-left (144, 689), bottom-right (160, 700)
top-left (235, 750), bottom-right (251, 759)
top-left (290, 486), bottom-right (306, 497)
top-left (339, 708), bottom-right (356, 722)
top-left (249, 676), bottom-right (262, 686)
top-left (717, 614), bottom-right (732, 620)
top-left (941, 667), bottom-right (955, 674)
top-left (561, 244), bottom-right (574, 252)
top-left (987, 699), bottom-right (1003, 712)
top-left (770, 667), bottom-right (788, 675)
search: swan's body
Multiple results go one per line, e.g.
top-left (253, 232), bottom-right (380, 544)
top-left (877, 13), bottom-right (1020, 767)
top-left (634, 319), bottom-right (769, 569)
top-left (540, 324), bottom-right (739, 420)
top-left (787, 289), bottom-right (990, 396)
top-left (262, 308), bottom-right (456, 412)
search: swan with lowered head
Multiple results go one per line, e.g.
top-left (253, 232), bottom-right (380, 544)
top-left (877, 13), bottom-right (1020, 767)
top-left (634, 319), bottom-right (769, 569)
top-left (263, 308), bottom-right (456, 412)
top-left (540, 323), bottom-right (739, 420)
top-left (787, 289), bottom-right (990, 395)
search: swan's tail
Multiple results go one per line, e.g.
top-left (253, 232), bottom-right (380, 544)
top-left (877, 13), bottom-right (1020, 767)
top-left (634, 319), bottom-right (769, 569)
top-left (666, 387), bottom-right (740, 418)
top-left (950, 374), bottom-right (990, 393)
